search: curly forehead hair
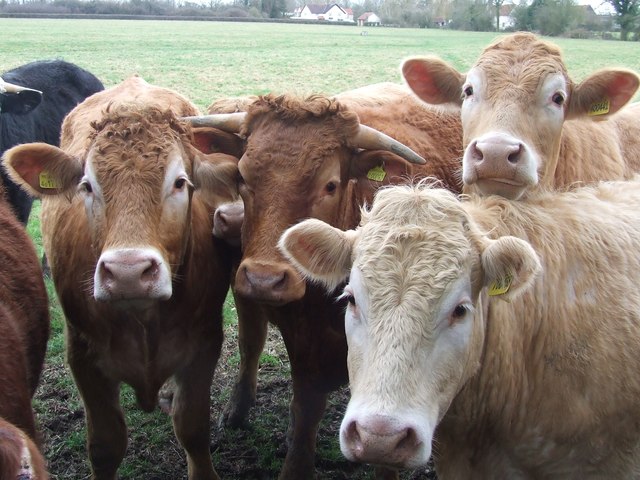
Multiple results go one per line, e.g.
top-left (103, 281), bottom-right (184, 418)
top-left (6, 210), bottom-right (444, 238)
top-left (90, 104), bottom-right (192, 146)
top-left (243, 93), bottom-right (360, 139)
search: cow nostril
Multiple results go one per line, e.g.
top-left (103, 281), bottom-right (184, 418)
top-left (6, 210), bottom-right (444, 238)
top-left (396, 427), bottom-right (418, 453)
top-left (141, 260), bottom-right (159, 282)
top-left (470, 141), bottom-right (483, 161)
top-left (508, 144), bottom-right (523, 164)
top-left (345, 420), bottom-right (363, 452)
top-left (99, 261), bottom-right (114, 282)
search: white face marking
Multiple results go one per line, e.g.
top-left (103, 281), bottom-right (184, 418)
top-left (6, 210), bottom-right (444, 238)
top-left (539, 73), bottom-right (568, 128)
top-left (161, 150), bottom-right (191, 225)
top-left (340, 265), bottom-right (477, 468)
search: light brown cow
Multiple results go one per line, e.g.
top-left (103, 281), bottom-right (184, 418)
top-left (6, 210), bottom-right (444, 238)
top-left (402, 32), bottom-right (640, 199)
top-left (280, 180), bottom-right (640, 478)
top-left (188, 87), bottom-right (463, 479)
top-left (0, 186), bottom-right (50, 479)
top-left (3, 76), bottom-right (242, 480)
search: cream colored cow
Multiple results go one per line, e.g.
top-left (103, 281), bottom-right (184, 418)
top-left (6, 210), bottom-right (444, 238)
top-left (280, 181), bottom-right (640, 478)
top-left (402, 32), bottom-right (640, 200)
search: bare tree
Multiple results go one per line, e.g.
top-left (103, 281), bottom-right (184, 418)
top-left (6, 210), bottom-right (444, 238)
top-left (493, 0), bottom-right (504, 30)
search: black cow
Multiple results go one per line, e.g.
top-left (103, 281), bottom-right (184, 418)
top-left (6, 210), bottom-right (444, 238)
top-left (0, 59), bottom-right (104, 224)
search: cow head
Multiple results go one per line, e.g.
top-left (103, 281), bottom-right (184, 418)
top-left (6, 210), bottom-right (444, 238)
top-left (185, 94), bottom-right (425, 306)
top-left (279, 183), bottom-right (540, 469)
top-left (402, 32), bottom-right (640, 199)
top-left (3, 105), bottom-right (238, 308)
top-left (0, 77), bottom-right (42, 115)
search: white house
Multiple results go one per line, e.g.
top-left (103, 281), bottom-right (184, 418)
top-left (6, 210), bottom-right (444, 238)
top-left (297, 4), bottom-right (353, 22)
top-left (496, 3), bottom-right (516, 30)
top-left (357, 12), bottom-right (381, 26)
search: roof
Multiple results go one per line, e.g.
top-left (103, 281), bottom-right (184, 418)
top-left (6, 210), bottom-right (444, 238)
top-left (358, 12), bottom-right (378, 20)
top-left (305, 3), bottom-right (345, 14)
top-left (499, 4), bottom-right (515, 15)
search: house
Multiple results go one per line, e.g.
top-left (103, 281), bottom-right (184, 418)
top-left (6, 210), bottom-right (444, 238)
top-left (357, 12), bottom-right (381, 26)
top-left (297, 4), bottom-right (354, 22)
top-left (496, 3), bottom-right (516, 30)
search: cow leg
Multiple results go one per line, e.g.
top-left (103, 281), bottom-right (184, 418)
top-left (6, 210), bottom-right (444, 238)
top-left (172, 344), bottom-right (220, 480)
top-left (69, 356), bottom-right (126, 480)
top-left (220, 296), bottom-right (268, 428)
top-left (278, 377), bottom-right (328, 480)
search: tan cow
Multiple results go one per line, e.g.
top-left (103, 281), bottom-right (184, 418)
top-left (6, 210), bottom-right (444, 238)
top-left (280, 180), bottom-right (640, 478)
top-left (3, 76), bottom-right (242, 480)
top-left (402, 32), bottom-right (640, 199)
top-left (187, 86), bottom-right (463, 479)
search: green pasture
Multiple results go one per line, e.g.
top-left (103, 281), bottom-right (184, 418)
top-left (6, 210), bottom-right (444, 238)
top-left (6, 19), bottom-right (640, 479)
top-left (2, 19), bottom-right (640, 110)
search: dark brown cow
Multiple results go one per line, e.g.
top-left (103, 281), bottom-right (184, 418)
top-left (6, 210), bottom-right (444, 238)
top-left (0, 186), bottom-right (50, 478)
top-left (3, 76), bottom-right (242, 480)
top-left (189, 86), bottom-right (463, 479)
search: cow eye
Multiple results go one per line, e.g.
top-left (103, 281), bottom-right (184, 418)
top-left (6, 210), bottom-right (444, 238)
top-left (79, 180), bottom-right (93, 194)
top-left (345, 293), bottom-right (356, 306)
top-left (174, 178), bottom-right (187, 190)
top-left (462, 85), bottom-right (474, 99)
top-left (451, 303), bottom-right (469, 321)
top-left (552, 92), bottom-right (565, 106)
top-left (326, 181), bottom-right (337, 194)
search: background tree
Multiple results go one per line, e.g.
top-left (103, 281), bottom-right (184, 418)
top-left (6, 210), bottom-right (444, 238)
top-left (606, 0), bottom-right (639, 39)
top-left (449, 0), bottom-right (494, 30)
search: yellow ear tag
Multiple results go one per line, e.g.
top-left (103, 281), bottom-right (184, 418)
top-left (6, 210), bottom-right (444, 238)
top-left (588, 99), bottom-right (610, 116)
top-left (367, 165), bottom-right (386, 182)
top-left (488, 273), bottom-right (513, 296)
top-left (39, 171), bottom-right (60, 189)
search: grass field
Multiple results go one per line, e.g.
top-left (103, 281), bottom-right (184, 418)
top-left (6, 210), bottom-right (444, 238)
top-left (4, 19), bottom-right (640, 479)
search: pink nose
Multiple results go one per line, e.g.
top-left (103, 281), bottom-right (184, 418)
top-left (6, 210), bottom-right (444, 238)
top-left (235, 259), bottom-right (305, 305)
top-left (95, 248), bottom-right (171, 301)
top-left (213, 201), bottom-right (243, 246)
top-left (341, 415), bottom-right (421, 467)
top-left (469, 137), bottom-right (524, 167)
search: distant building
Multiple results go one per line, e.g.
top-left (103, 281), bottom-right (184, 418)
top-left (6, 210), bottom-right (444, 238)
top-left (496, 3), bottom-right (516, 30)
top-left (296, 4), bottom-right (354, 22)
top-left (357, 12), bottom-right (381, 26)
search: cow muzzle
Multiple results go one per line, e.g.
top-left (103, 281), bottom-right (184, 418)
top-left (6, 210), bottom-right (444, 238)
top-left (463, 132), bottom-right (538, 200)
top-left (94, 248), bottom-right (172, 304)
top-left (235, 258), bottom-right (306, 305)
top-left (213, 200), bottom-right (243, 247)
top-left (340, 413), bottom-right (429, 469)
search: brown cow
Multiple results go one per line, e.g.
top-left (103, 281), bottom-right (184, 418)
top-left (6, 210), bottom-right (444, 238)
top-left (0, 416), bottom-right (48, 480)
top-left (402, 32), bottom-right (640, 199)
top-left (0, 185), bottom-right (50, 478)
top-left (280, 180), bottom-right (640, 478)
top-left (188, 87), bottom-right (463, 479)
top-left (3, 76), bottom-right (242, 480)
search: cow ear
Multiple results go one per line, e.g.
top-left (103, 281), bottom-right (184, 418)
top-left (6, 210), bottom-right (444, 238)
top-left (350, 150), bottom-right (411, 186)
top-left (402, 56), bottom-right (466, 106)
top-left (192, 150), bottom-right (239, 195)
top-left (191, 127), bottom-right (244, 158)
top-left (0, 90), bottom-right (42, 115)
top-left (568, 69), bottom-right (640, 120)
top-left (2, 143), bottom-right (83, 197)
top-left (279, 218), bottom-right (358, 292)
top-left (481, 236), bottom-right (541, 302)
